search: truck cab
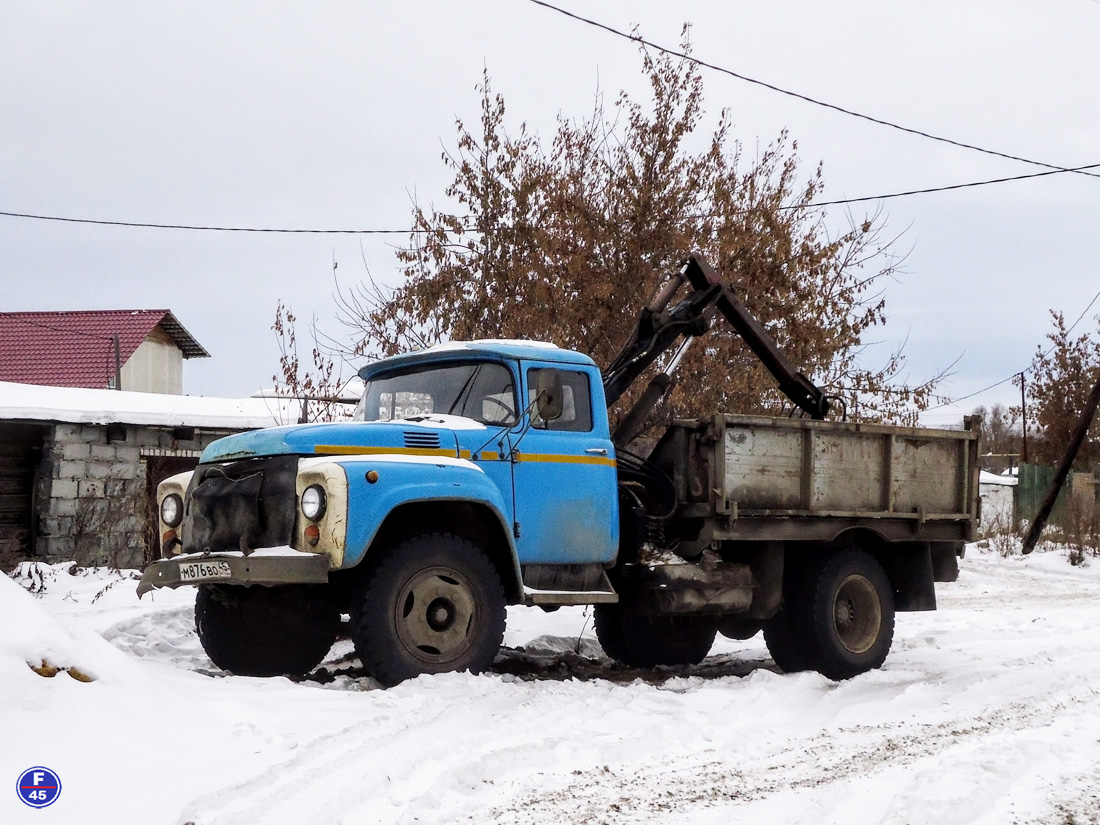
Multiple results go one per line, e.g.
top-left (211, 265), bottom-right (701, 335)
top-left (350, 341), bottom-right (619, 569)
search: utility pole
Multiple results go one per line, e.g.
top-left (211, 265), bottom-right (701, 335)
top-left (1022, 369), bottom-right (1100, 554)
top-left (1018, 371), bottom-right (1028, 464)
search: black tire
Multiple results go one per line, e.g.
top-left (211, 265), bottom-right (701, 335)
top-left (717, 618), bottom-right (764, 641)
top-left (794, 549), bottom-right (895, 680)
top-left (594, 604), bottom-right (716, 667)
top-left (762, 609), bottom-right (814, 673)
top-left (592, 603), bottom-right (629, 662)
top-left (195, 584), bottom-right (338, 677)
top-left (350, 533), bottom-right (506, 687)
top-left (763, 557), bottom-right (816, 673)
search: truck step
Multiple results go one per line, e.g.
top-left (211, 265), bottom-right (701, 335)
top-left (521, 564), bottom-right (618, 607)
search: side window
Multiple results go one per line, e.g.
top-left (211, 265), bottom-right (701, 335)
top-left (527, 368), bottom-right (593, 432)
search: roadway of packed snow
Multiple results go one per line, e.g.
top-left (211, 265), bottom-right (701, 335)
top-left (3, 542), bottom-right (1100, 825)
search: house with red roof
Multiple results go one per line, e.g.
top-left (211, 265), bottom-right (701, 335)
top-left (0, 309), bottom-right (209, 394)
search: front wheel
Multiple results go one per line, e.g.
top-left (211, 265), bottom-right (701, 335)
top-left (350, 533), bottom-right (506, 687)
top-left (594, 604), bottom-right (716, 667)
top-left (195, 584), bottom-right (338, 676)
top-left (794, 549), bottom-right (895, 680)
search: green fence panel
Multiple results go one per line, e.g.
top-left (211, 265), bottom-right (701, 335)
top-left (1016, 463), bottom-right (1065, 528)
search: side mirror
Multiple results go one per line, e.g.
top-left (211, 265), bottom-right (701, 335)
top-left (535, 369), bottom-right (564, 422)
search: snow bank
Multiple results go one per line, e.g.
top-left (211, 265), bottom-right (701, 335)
top-left (0, 569), bottom-right (129, 685)
top-left (0, 566), bottom-right (356, 825)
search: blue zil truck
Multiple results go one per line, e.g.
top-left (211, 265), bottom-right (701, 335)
top-left (139, 255), bottom-right (979, 686)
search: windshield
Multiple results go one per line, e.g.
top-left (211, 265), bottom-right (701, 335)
top-left (353, 361), bottom-right (518, 426)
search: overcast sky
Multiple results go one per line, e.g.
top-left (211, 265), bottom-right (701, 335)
top-left (2, 0), bottom-right (1097, 424)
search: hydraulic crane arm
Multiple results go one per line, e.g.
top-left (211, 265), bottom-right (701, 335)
top-left (601, 277), bottom-right (721, 407)
top-left (683, 254), bottom-right (830, 420)
top-left (602, 253), bottom-right (830, 443)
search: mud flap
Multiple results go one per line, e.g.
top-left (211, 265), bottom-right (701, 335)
top-left (884, 543), bottom-right (937, 611)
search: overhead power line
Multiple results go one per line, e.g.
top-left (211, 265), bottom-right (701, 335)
top-left (5, 161), bottom-right (1098, 237)
top-left (524, 0), bottom-right (1100, 181)
top-left (1, 7), bottom-right (1094, 239)
top-left (925, 285), bottom-right (1100, 412)
top-left (0, 209), bottom-right (430, 235)
top-left (802, 162), bottom-right (1100, 209)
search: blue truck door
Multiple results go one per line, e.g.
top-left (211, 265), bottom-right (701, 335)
top-left (510, 363), bottom-right (618, 565)
top-left (447, 360), bottom-right (522, 531)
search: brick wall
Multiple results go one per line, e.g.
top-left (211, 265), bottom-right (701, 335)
top-left (35, 422), bottom-right (237, 568)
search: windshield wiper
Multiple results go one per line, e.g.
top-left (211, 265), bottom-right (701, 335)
top-left (446, 365), bottom-right (482, 417)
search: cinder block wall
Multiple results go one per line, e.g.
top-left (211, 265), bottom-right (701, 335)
top-left (35, 423), bottom-right (233, 568)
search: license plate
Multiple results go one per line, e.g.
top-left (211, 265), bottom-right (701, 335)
top-left (178, 560), bottom-right (232, 582)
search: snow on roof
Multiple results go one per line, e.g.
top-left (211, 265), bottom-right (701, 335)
top-left (425, 339), bottom-right (559, 352)
top-left (0, 309), bottom-right (209, 390)
top-left (980, 470), bottom-right (1018, 487)
top-left (358, 339), bottom-right (597, 379)
top-left (0, 380), bottom-right (300, 430)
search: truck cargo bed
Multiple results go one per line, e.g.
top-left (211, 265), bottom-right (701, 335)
top-left (653, 414), bottom-right (980, 545)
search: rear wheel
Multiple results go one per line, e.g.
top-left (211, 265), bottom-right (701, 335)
top-left (195, 584), bottom-right (338, 676)
top-left (762, 609), bottom-right (813, 673)
top-left (718, 618), bottom-right (764, 641)
top-left (594, 604), bottom-right (716, 667)
top-left (794, 549), bottom-right (895, 680)
top-left (350, 533), bottom-right (506, 687)
top-left (763, 558), bottom-right (815, 673)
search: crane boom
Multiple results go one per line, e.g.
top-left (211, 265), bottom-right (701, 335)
top-left (602, 252), bottom-right (830, 445)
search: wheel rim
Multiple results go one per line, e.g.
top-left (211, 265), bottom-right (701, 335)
top-left (394, 565), bottom-right (479, 664)
top-left (832, 574), bottom-right (882, 654)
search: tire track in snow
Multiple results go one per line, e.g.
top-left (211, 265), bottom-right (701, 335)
top-left (175, 696), bottom-right (457, 825)
top-left (176, 673), bottom-right (744, 825)
top-left (466, 684), bottom-right (1100, 824)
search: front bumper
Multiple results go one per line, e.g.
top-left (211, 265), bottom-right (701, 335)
top-left (137, 549), bottom-right (330, 597)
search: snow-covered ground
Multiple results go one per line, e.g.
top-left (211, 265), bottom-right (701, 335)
top-left (4, 544), bottom-right (1100, 825)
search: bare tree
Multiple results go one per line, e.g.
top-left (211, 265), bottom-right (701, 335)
top-left (271, 301), bottom-right (351, 423)
top-left (971, 403), bottom-right (1021, 473)
top-left (1024, 310), bottom-right (1100, 470)
top-left (291, 30), bottom-right (940, 430)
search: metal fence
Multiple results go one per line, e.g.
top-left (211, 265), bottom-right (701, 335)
top-left (1016, 463), bottom-right (1099, 532)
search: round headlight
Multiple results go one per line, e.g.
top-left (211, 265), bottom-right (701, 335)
top-left (160, 493), bottom-right (183, 528)
top-left (301, 485), bottom-right (327, 521)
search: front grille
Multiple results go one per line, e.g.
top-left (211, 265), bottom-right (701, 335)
top-left (403, 431), bottom-right (441, 449)
top-left (182, 455), bottom-right (298, 554)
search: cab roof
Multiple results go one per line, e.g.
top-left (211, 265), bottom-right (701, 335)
top-left (357, 339), bottom-right (597, 380)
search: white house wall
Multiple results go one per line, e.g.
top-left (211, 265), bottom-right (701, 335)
top-left (120, 329), bottom-right (183, 394)
top-left (980, 483), bottom-right (1015, 532)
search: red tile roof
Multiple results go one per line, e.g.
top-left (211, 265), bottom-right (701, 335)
top-left (0, 310), bottom-right (209, 390)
